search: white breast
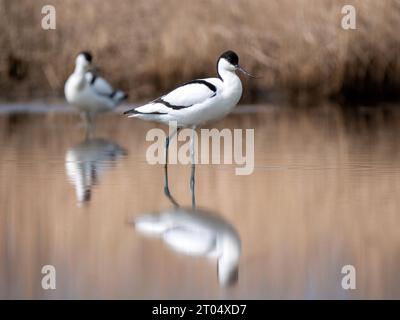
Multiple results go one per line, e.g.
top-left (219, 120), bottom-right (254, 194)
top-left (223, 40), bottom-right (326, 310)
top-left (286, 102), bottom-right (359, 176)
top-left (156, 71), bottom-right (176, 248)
top-left (65, 73), bottom-right (118, 113)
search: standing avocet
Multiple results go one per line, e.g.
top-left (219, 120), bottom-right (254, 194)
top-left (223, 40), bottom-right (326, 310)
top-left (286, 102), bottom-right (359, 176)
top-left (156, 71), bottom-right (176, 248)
top-left (65, 52), bottom-right (128, 134)
top-left (124, 50), bottom-right (254, 206)
top-left (124, 50), bottom-right (252, 128)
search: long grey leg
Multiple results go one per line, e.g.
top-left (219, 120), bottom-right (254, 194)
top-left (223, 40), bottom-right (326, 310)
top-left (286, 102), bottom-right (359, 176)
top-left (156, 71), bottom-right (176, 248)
top-left (164, 128), bottom-right (180, 207)
top-left (83, 112), bottom-right (95, 140)
top-left (81, 112), bottom-right (90, 139)
top-left (88, 113), bottom-right (96, 138)
top-left (190, 126), bottom-right (196, 209)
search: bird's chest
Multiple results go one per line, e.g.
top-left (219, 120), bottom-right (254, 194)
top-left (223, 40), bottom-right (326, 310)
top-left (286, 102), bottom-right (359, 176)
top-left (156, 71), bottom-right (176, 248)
top-left (65, 75), bottom-right (86, 100)
top-left (187, 81), bottom-right (242, 126)
top-left (211, 80), bottom-right (242, 118)
top-left (220, 78), bottom-right (243, 107)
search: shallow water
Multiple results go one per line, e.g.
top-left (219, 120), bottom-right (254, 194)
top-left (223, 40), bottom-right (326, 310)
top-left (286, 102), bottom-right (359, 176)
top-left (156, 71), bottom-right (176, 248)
top-left (1, 103), bottom-right (400, 299)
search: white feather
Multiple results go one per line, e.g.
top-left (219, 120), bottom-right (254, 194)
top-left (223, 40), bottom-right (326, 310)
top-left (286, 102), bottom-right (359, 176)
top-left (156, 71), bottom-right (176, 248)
top-left (162, 81), bottom-right (217, 107)
top-left (65, 63), bottom-right (127, 115)
top-left (133, 102), bottom-right (171, 115)
top-left (86, 72), bottom-right (114, 96)
top-left (125, 66), bottom-right (242, 127)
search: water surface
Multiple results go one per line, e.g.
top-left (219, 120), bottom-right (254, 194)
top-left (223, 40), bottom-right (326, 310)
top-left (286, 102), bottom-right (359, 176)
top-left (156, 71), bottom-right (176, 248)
top-left (1, 104), bottom-right (400, 299)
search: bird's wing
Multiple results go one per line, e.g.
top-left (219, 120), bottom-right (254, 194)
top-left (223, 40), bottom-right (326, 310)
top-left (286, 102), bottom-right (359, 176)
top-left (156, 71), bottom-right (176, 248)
top-left (124, 79), bottom-right (218, 116)
top-left (85, 72), bottom-right (114, 97)
top-left (159, 79), bottom-right (218, 109)
top-left (131, 102), bottom-right (172, 115)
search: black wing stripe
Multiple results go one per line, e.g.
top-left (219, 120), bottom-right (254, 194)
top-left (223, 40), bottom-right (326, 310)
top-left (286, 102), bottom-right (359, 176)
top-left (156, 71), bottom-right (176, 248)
top-left (183, 79), bottom-right (217, 93)
top-left (123, 108), bottom-right (167, 115)
top-left (90, 73), bottom-right (97, 85)
top-left (154, 97), bottom-right (190, 110)
top-left (88, 73), bottom-right (117, 99)
top-left (153, 80), bottom-right (217, 110)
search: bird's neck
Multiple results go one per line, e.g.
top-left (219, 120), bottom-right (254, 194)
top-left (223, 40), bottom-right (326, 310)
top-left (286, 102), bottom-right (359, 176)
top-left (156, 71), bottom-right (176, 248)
top-left (218, 66), bottom-right (237, 82)
top-left (72, 65), bottom-right (87, 90)
top-left (218, 68), bottom-right (242, 89)
top-left (218, 68), bottom-right (243, 100)
top-left (74, 65), bottom-right (86, 77)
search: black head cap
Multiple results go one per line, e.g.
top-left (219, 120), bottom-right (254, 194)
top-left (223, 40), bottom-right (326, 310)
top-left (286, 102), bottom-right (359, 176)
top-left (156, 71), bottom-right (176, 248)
top-left (79, 51), bottom-right (92, 63)
top-left (219, 50), bottom-right (239, 66)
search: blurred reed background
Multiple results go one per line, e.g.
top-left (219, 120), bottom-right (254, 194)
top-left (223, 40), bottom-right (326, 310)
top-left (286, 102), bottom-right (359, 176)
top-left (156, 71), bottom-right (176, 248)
top-left (0, 0), bottom-right (399, 103)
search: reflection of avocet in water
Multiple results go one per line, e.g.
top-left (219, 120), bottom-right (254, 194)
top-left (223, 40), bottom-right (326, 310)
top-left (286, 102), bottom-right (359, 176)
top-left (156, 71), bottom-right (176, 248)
top-left (132, 163), bottom-right (241, 286)
top-left (134, 207), bottom-right (241, 286)
top-left (65, 138), bottom-right (126, 203)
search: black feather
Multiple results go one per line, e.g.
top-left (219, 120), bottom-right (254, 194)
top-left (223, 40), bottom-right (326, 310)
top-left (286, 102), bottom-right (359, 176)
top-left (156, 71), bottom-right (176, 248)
top-left (80, 51), bottom-right (93, 63)
top-left (219, 50), bottom-right (239, 66)
top-left (123, 108), bottom-right (166, 115)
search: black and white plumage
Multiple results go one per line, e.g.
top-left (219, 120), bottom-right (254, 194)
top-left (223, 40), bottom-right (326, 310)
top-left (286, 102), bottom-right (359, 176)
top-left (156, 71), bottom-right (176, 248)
top-left (124, 50), bottom-right (250, 127)
top-left (124, 51), bottom-right (253, 204)
top-left (65, 52), bottom-right (128, 126)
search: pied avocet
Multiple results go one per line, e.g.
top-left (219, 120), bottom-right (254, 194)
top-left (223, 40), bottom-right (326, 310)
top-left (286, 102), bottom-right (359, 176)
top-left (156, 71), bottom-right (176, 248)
top-left (65, 52), bottom-right (128, 134)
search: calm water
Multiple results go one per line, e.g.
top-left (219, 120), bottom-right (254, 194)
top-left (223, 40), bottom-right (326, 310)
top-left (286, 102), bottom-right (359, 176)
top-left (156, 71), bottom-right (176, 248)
top-left (1, 104), bottom-right (400, 299)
